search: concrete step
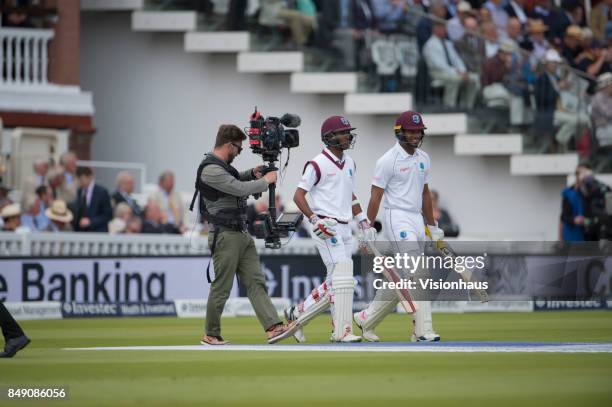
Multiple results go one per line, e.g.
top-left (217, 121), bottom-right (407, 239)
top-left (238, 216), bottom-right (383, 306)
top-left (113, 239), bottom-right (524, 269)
top-left (454, 134), bottom-right (523, 155)
top-left (132, 11), bottom-right (197, 32)
top-left (81, 0), bottom-right (144, 10)
top-left (344, 93), bottom-right (412, 114)
top-left (510, 154), bottom-right (579, 175)
top-left (290, 73), bottom-right (358, 94)
top-left (237, 52), bottom-right (303, 73)
top-left (423, 113), bottom-right (467, 136)
top-left (184, 31), bottom-right (249, 53)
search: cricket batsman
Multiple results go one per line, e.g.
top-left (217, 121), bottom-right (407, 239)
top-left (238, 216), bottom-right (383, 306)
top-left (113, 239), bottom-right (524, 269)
top-left (353, 111), bottom-right (444, 342)
top-left (283, 115), bottom-right (377, 343)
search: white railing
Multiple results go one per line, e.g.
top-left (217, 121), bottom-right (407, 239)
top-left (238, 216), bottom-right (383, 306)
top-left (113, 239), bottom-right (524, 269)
top-left (0, 28), bottom-right (54, 88)
top-left (0, 231), bottom-right (321, 257)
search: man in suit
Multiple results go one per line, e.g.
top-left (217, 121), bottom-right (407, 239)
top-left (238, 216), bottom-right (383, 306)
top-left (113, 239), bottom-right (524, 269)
top-left (423, 21), bottom-right (479, 108)
top-left (71, 167), bottom-right (112, 232)
top-left (112, 171), bottom-right (143, 217)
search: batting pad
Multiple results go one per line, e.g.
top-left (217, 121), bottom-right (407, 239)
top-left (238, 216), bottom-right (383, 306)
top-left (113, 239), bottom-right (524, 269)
top-left (331, 260), bottom-right (356, 340)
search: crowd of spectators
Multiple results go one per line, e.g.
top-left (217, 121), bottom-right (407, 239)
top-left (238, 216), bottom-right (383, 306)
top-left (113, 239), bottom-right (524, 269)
top-left (0, 152), bottom-right (191, 236)
top-left (215, 0), bottom-right (611, 159)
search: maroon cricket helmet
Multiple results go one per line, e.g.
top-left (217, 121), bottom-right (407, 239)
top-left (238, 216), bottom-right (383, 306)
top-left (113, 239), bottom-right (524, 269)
top-left (321, 115), bottom-right (356, 138)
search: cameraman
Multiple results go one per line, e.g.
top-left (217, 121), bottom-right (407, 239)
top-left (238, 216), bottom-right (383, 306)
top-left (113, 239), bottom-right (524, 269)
top-left (193, 124), bottom-right (293, 345)
top-left (581, 175), bottom-right (612, 241)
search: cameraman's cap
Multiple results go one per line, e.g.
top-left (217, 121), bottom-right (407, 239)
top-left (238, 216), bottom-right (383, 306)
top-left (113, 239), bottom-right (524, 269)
top-left (321, 116), bottom-right (355, 138)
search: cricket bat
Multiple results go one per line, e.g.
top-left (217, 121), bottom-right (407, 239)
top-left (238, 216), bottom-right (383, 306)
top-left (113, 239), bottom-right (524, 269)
top-left (360, 241), bottom-right (418, 314)
top-left (425, 227), bottom-right (489, 303)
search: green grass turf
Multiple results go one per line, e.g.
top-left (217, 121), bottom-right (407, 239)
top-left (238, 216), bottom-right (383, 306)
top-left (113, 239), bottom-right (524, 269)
top-left (1, 312), bottom-right (611, 406)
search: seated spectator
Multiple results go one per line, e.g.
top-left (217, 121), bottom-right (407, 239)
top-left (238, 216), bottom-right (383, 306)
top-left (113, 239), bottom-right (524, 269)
top-left (372, 0), bottom-right (409, 35)
top-left (259, 0), bottom-right (317, 48)
top-left (590, 73), bottom-right (612, 168)
top-left (454, 16), bottom-right (486, 75)
top-left (446, 1), bottom-right (474, 42)
top-left (575, 40), bottom-right (610, 92)
top-left (44, 200), bottom-right (73, 232)
top-left (71, 167), bottom-right (112, 232)
top-left (430, 190), bottom-right (459, 237)
top-left (1, 203), bottom-right (24, 232)
top-left (150, 170), bottom-right (185, 232)
top-left (46, 166), bottom-right (76, 204)
top-left (1, 0), bottom-right (34, 28)
top-left (108, 202), bottom-right (133, 234)
top-left (561, 25), bottom-right (583, 66)
top-left (0, 183), bottom-right (11, 209)
top-left (482, 39), bottom-right (530, 126)
top-left (142, 200), bottom-right (180, 234)
top-left (20, 194), bottom-right (49, 232)
top-left (35, 185), bottom-right (53, 213)
top-left (125, 216), bottom-right (143, 234)
top-left (423, 21), bottom-right (480, 108)
top-left (484, 0), bottom-right (509, 36)
top-left (535, 49), bottom-right (590, 152)
top-left (112, 171), bottom-right (143, 217)
top-left (416, 0), bottom-right (447, 50)
top-left (482, 21), bottom-right (500, 58)
top-left (525, 19), bottom-right (550, 69)
top-left (505, 17), bottom-right (525, 44)
top-left (590, 0), bottom-right (612, 42)
top-left (580, 27), bottom-right (594, 50)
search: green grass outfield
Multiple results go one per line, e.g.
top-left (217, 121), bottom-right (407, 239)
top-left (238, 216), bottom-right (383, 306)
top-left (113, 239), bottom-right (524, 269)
top-left (1, 311), bottom-right (612, 406)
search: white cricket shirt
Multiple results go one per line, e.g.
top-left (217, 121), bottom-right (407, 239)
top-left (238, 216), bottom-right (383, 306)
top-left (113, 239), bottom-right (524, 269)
top-left (372, 143), bottom-right (430, 213)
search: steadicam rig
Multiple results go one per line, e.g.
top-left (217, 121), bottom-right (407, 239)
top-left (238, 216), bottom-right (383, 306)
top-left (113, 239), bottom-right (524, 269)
top-left (246, 107), bottom-right (303, 249)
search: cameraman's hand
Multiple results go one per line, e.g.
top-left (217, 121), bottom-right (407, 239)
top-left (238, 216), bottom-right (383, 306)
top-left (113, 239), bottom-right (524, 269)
top-left (253, 165), bottom-right (264, 179)
top-left (264, 171), bottom-right (278, 184)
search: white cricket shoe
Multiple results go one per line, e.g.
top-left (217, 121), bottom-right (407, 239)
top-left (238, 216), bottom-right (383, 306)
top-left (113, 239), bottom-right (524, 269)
top-left (284, 306), bottom-right (306, 343)
top-left (353, 312), bottom-right (380, 342)
top-left (411, 332), bottom-right (441, 342)
top-left (330, 332), bottom-right (362, 343)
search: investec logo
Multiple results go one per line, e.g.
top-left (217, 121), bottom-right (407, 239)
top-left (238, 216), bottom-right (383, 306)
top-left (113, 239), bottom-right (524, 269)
top-left (21, 261), bottom-right (166, 302)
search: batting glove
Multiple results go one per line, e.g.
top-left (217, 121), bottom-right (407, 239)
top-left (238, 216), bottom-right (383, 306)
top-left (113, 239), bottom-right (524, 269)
top-left (358, 220), bottom-right (377, 242)
top-left (426, 224), bottom-right (444, 242)
top-left (311, 216), bottom-right (337, 240)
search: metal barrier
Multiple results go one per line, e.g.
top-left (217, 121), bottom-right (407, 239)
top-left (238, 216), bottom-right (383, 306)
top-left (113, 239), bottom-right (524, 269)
top-left (0, 231), bottom-right (320, 257)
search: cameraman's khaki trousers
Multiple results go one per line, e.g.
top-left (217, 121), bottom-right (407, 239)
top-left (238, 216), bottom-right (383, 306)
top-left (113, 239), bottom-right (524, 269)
top-left (205, 231), bottom-right (281, 337)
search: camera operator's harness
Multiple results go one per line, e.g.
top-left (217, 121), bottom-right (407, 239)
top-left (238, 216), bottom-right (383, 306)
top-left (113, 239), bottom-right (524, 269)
top-left (190, 153), bottom-right (248, 283)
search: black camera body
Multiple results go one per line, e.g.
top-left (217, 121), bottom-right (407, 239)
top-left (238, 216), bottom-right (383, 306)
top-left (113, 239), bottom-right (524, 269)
top-left (247, 108), bottom-right (303, 248)
top-left (248, 108), bottom-right (300, 162)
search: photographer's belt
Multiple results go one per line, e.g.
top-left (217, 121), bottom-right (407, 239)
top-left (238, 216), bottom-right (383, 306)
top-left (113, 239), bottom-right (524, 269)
top-left (317, 214), bottom-right (349, 225)
top-left (206, 213), bottom-right (247, 284)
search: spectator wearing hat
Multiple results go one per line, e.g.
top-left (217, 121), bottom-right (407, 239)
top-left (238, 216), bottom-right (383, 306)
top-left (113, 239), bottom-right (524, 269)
top-left (590, 73), bottom-right (612, 168)
top-left (423, 20), bottom-right (480, 109)
top-left (44, 200), bottom-right (73, 232)
top-left (1, 203), bottom-right (23, 232)
top-left (535, 49), bottom-right (590, 152)
top-left (446, 1), bottom-right (474, 41)
top-left (71, 167), bottom-right (112, 232)
top-left (482, 39), bottom-right (531, 126)
top-left (454, 16), bottom-right (486, 75)
top-left (561, 25), bottom-right (584, 66)
top-left (525, 19), bottom-right (550, 69)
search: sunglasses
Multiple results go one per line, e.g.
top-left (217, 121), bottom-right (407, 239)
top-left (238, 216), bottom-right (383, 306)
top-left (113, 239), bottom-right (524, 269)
top-left (230, 142), bottom-right (243, 153)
